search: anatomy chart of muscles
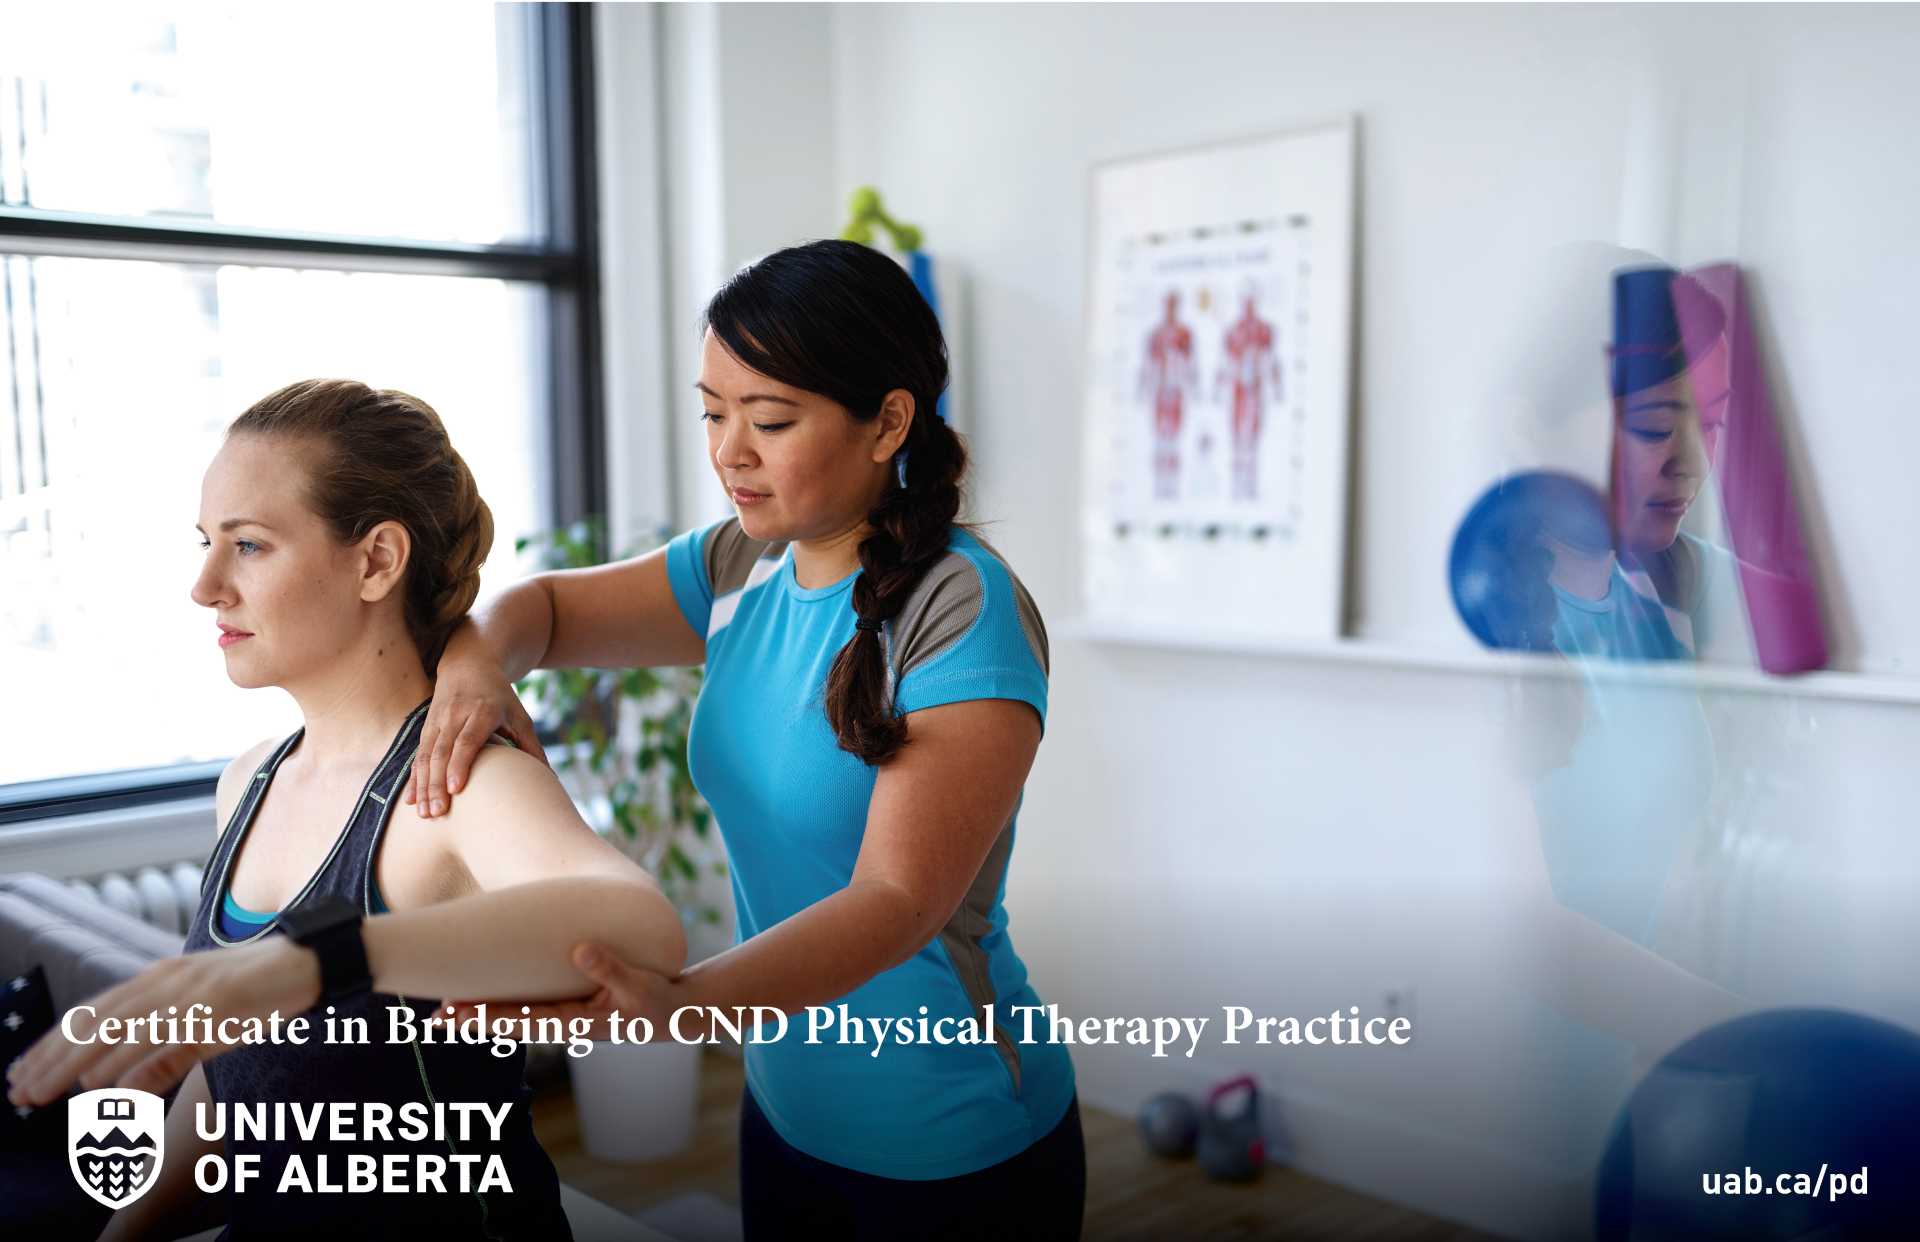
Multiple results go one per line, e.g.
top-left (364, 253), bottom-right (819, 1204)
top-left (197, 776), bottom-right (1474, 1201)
top-left (1083, 121), bottom-right (1357, 641)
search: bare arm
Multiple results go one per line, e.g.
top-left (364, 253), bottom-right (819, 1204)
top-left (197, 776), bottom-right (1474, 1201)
top-left (7, 747), bottom-right (686, 1106)
top-left (453, 699), bottom-right (1045, 1034)
top-left (361, 877), bottom-right (681, 1003)
top-left (458, 548), bottom-right (704, 682)
top-left (675, 698), bottom-right (1039, 1016)
top-left (411, 547), bottom-right (705, 815)
top-left (376, 743), bottom-right (687, 998)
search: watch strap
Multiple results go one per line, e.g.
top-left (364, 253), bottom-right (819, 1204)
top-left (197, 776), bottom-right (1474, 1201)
top-left (281, 895), bottom-right (372, 1003)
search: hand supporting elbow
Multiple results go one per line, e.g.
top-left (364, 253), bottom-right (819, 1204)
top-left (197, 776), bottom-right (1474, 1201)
top-left (584, 875), bottom-right (688, 982)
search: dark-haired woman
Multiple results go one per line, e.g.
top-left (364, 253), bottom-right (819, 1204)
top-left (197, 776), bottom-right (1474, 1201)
top-left (7, 380), bottom-right (687, 1240)
top-left (410, 240), bottom-right (1086, 1238)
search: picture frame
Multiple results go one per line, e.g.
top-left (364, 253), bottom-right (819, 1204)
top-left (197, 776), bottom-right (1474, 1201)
top-left (1080, 118), bottom-right (1358, 641)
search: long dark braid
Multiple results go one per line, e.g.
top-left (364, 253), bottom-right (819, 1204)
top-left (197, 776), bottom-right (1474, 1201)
top-left (826, 411), bottom-right (968, 762)
top-left (702, 238), bottom-right (961, 764)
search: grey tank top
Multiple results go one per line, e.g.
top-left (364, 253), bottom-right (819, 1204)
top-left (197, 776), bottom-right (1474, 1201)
top-left (183, 702), bottom-right (570, 1240)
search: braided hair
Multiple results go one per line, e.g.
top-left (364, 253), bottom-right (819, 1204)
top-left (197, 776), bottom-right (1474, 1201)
top-left (228, 378), bottom-right (494, 670)
top-left (703, 239), bottom-right (965, 765)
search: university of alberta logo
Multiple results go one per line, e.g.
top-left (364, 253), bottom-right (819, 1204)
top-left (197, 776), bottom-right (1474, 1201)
top-left (68, 1088), bottom-right (165, 1209)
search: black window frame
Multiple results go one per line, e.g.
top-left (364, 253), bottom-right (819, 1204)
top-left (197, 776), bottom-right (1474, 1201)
top-left (0, 4), bottom-right (602, 827)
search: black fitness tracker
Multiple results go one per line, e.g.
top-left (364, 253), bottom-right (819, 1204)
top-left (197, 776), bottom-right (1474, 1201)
top-left (279, 895), bottom-right (373, 1003)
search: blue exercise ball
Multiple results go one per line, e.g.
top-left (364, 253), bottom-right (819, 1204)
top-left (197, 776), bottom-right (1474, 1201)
top-left (1596, 1007), bottom-right (1920, 1240)
top-left (1138, 1091), bottom-right (1200, 1158)
top-left (1449, 470), bottom-right (1611, 653)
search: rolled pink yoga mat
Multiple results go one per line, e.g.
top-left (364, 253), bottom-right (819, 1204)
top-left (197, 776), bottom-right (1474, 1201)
top-left (1671, 264), bottom-right (1829, 674)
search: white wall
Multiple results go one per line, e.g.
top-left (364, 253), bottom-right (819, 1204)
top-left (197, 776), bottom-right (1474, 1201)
top-left (827, 2), bottom-right (1920, 671)
top-left (628, 5), bottom-right (1920, 1237)
top-left (658, 2), bottom-right (840, 533)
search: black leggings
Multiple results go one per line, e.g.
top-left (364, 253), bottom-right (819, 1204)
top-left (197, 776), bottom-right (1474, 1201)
top-left (739, 1086), bottom-right (1086, 1241)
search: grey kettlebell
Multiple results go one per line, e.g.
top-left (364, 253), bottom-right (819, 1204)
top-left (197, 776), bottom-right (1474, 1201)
top-left (1196, 1074), bottom-right (1266, 1181)
top-left (1137, 1091), bottom-right (1200, 1158)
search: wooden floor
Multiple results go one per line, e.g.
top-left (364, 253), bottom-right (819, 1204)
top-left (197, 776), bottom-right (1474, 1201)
top-left (532, 1050), bottom-right (1504, 1241)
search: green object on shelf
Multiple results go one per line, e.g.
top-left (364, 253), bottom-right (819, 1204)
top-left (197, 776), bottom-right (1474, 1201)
top-left (841, 184), bottom-right (923, 252)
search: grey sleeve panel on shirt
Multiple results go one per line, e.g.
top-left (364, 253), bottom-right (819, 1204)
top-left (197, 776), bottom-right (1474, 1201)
top-left (889, 538), bottom-right (1049, 684)
top-left (890, 541), bottom-right (1047, 1098)
top-left (702, 517), bottom-right (781, 597)
top-left (934, 817), bottom-right (1028, 1096)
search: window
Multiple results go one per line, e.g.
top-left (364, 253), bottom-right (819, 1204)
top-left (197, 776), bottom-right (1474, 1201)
top-left (0, 5), bottom-right (601, 817)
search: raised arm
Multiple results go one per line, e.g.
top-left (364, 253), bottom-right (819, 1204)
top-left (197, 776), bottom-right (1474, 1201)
top-left (458, 697), bottom-right (1043, 1038)
top-left (673, 698), bottom-right (1041, 1016)
top-left (410, 545), bottom-right (705, 816)
top-left (375, 742), bottom-right (687, 999)
top-left (6, 747), bottom-right (686, 1108)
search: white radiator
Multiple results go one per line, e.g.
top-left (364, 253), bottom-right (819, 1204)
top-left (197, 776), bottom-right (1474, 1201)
top-left (66, 861), bottom-right (207, 935)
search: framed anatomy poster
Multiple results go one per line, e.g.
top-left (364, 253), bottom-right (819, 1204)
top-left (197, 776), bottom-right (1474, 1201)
top-left (1080, 118), bottom-right (1357, 640)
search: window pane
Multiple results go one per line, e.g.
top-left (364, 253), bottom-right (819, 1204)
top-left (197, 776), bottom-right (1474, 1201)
top-left (0, 6), bottom-right (538, 244)
top-left (0, 255), bottom-right (546, 786)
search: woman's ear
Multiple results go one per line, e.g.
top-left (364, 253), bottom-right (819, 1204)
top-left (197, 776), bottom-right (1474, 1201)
top-left (870, 389), bottom-right (916, 464)
top-left (358, 520), bottom-right (412, 604)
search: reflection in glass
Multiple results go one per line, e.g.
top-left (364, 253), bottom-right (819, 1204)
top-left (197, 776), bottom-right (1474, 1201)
top-left (1453, 261), bottom-right (1827, 673)
top-left (1442, 252), bottom-right (1848, 1193)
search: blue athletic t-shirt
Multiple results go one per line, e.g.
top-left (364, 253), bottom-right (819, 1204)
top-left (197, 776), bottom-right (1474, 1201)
top-left (665, 517), bottom-right (1076, 1180)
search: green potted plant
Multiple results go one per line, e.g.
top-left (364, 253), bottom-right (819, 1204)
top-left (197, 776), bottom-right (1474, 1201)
top-left (515, 519), bottom-right (725, 1161)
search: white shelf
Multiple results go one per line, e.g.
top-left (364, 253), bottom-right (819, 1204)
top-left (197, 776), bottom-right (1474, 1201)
top-left (1061, 617), bottom-right (1920, 707)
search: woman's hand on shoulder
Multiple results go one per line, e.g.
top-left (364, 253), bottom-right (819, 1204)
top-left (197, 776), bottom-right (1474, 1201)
top-left (407, 633), bottom-right (546, 820)
top-left (422, 742), bottom-right (645, 892)
top-left (408, 547), bottom-right (708, 819)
